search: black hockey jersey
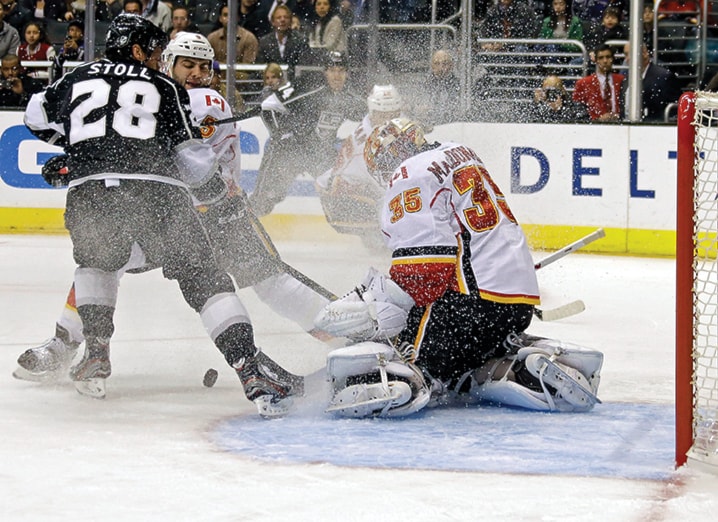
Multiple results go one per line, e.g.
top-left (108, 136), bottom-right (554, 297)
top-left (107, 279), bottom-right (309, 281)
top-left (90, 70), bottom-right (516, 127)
top-left (25, 59), bottom-right (201, 184)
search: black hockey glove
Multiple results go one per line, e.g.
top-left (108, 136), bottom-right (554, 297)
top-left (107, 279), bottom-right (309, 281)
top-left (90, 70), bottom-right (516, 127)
top-left (191, 172), bottom-right (228, 206)
top-left (41, 154), bottom-right (70, 187)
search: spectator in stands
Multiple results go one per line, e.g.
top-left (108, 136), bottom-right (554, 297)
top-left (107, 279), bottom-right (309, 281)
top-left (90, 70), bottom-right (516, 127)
top-left (642, 3), bottom-right (655, 54)
top-left (622, 42), bottom-right (683, 123)
top-left (140, 0), bottom-right (172, 32)
top-left (239, 0), bottom-right (272, 38)
top-left (52, 18), bottom-right (83, 79)
top-left (539, 0), bottom-right (583, 46)
top-left (28, 0), bottom-right (75, 22)
top-left (529, 74), bottom-right (589, 123)
top-left (257, 4), bottom-right (311, 80)
top-left (0, 53), bottom-right (43, 108)
top-left (17, 20), bottom-right (56, 80)
top-left (337, 0), bottom-right (356, 28)
top-left (0, 0), bottom-right (32, 32)
top-left (412, 49), bottom-right (462, 127)
top-left (478, 0), bottom-right (540, 51)
top-left (122, 0), bottom-right (142, 14)
top-left (307, 0), bottom-right (346, 54)
top-left (583, 6), bottom-right (628, 60)
top-left (0, 5), bottom-right (20, 58)
top-left (572, 0), bottom-right (628, 26)
top-left (657, 0), bottom-right (700, 25)
top-left (207, 3), bottom-right (259, 64)
top-left (169, 6), bottom-right (199, 39)
top-left (572, 43), bottom-right (624, 122)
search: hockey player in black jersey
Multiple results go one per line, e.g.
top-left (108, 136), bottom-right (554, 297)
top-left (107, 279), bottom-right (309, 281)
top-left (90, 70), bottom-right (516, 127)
top-left (22, 15), bottom-right (301, 416)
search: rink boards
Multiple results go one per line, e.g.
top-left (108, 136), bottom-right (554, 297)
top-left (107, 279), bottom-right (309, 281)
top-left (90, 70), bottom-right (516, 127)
top-left (0, 111), bottom-right (678, 256)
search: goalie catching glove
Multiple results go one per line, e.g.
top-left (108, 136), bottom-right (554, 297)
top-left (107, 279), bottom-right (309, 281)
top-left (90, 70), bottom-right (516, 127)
top-left (314, 268), bottom-right (415, 342)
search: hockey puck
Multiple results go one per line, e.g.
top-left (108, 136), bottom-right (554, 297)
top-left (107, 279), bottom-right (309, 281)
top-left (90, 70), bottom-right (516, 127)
top-left (203, 368), bottom-right (218, 388)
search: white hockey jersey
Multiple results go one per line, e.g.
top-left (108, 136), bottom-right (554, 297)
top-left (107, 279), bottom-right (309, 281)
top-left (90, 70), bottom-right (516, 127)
top-left (381, 141), bottom-right (540, 308)
top-left (317, 113), bottom-right (374, 188)
top-left (188, 88), bottom-right (241, 187)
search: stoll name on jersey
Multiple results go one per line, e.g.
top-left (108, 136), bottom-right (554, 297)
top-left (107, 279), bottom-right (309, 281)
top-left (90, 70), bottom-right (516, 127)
top-left (87, 62), bottom-right (153, 80)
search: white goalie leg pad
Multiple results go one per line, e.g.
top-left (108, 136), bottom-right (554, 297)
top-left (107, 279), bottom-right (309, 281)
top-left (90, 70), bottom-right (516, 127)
top-left (512, 340), bottom-right (603, 413)
top-left (516, 339), bottom-right (604, 397)
top-left (472, 379), bottom-right (553, 411)
top-left (327, 341), bottom-right (396, 390)
top-left (523, 354), bottom-right (600, 412)
top-left (325, 341), bottom-right (430, 418)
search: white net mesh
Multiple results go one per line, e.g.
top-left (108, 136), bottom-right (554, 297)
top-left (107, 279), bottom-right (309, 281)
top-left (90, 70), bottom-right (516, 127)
top-left (689, 92), bottom-right (718, 460)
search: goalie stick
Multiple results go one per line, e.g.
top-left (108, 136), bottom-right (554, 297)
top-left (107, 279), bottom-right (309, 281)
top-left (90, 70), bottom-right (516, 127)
top-left (533, 228), bottom-right (606, 270)
top-left (528, 230), bottom-right (605, 322)
top-left (533, 300), bottom-right (585, 322)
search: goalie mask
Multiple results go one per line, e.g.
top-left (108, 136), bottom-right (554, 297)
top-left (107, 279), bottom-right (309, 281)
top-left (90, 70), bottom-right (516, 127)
top-left (105, 14), bottom-right (168, 65)
top-left (364, 118), bottom-right (426, 184)
top-left (161, 31), bottom-right (215, 85)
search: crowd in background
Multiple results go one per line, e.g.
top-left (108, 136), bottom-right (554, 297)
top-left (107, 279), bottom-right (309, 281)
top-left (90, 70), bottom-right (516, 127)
top-left (0, 0), bottom-right (714, 123)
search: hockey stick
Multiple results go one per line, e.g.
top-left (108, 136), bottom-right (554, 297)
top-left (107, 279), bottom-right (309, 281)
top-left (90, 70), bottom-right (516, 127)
top-left (533, 300), bottom-right (585, 322)
top-left (530, 229), bottom-right (605, 321)
top-left (533, 228), bottom-right (606, 270)
top-left (209, 86), bottom-right (327, 126)
top-left (244, 208), bottom-right (338, 301)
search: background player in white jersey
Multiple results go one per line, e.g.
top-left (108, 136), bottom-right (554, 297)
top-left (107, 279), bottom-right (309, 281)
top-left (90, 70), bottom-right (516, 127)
top-left (315, 84), bottom-right (402, 249)
top-left (17, 22), bottom-right (302, 414)
top-left (315, 119), bottom-right (603, 417)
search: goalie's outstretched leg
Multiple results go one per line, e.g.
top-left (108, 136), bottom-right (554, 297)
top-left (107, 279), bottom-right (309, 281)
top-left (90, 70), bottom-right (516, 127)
top-left (470, 334), bottom-right (604, 412)
top-left (325, 341), bottom-right (430, 418)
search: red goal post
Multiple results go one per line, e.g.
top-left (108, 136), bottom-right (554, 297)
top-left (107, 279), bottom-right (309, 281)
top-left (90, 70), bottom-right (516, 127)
top-left (676, 91), bottom-right (718, 471)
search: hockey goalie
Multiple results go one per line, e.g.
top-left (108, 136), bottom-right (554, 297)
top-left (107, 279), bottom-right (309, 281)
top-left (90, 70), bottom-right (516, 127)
top-left (313, 118), bottom-right (604, 418)
top-left (315, 269), bottom-right (603, 418)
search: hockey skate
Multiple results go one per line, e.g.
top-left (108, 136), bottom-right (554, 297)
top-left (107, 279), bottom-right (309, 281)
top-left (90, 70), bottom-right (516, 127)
top-left (524, 353), bottom-right (601, 411)
top-left (235, 350), bottom-right (304, 418)
top-left (69, 337), bottom-right (111, 399)
top-left (13, 325), bottom-right (79, 382)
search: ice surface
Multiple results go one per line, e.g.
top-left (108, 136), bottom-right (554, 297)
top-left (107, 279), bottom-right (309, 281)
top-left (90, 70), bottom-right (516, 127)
top-left (1, 234), bottom-right (717, 521)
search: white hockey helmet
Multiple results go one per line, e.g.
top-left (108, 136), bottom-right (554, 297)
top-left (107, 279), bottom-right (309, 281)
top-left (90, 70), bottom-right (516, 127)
top-left (367, 84), bottom-right (402, 113)
top-left (161, 31), bottom-right (215, 80)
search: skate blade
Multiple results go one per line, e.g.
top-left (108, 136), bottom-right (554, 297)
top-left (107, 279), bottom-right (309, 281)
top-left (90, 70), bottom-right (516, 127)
top-left (254, 395), bottom-right (293, 419)
top-left (73, 378), bottom-right (106, 399)
top-left (12, 366), bottom-right (64, 383)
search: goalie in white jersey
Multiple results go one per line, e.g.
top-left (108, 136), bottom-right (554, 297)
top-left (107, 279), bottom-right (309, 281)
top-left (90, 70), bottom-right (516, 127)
top-left (315, 119), bottom-right (603, 417)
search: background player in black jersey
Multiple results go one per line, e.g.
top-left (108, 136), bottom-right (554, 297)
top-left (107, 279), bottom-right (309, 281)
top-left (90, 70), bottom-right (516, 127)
top-left (22, 15), bottom-right (301, 416)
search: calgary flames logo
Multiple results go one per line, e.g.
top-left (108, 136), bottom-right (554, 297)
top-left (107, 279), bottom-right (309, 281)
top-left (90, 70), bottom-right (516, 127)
top-left (199, 116), bottom-right (217, 139)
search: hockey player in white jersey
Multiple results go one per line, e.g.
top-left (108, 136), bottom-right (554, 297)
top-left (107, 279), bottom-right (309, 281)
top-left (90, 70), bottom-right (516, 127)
top-left (315, 119), bottom-right (603, 417)
top-left (315, 84), bottom-right (402, 249)
top-left (15, 31), bottom-right (327, 416)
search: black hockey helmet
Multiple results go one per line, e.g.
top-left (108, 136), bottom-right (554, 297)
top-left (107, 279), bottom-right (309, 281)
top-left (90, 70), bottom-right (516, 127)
top-left (105, 13), bottom-right (168, 64)
top-left (324, 51), bottom-right (347, 69)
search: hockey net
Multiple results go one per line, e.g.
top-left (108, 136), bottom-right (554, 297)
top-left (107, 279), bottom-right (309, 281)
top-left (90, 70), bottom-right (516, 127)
top-left (676, 91), bottom-right (718, 471)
